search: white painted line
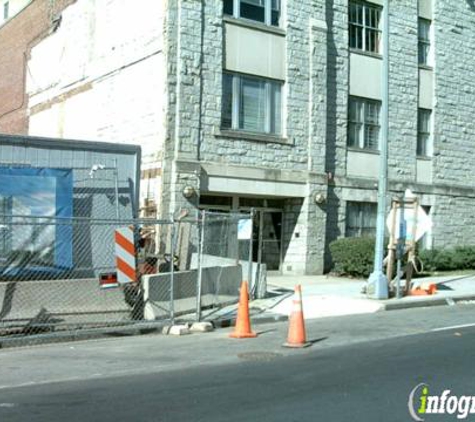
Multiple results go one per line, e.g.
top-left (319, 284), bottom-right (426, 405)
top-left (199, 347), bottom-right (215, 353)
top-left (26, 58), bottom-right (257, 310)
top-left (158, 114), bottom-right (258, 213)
top-left (432, 323), bottom-right (475, 332)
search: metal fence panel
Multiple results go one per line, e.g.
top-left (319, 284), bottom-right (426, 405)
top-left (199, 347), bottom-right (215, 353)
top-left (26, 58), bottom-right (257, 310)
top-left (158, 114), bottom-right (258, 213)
top-left (0, 217), bottom-right (173, 346)
top-left (196, 210), bottom-right (253, 320)
top-left (0, 210), bottom-right (255, 346)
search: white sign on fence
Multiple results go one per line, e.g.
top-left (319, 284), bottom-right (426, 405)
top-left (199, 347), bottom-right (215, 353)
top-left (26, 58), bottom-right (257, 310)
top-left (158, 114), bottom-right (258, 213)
top-left (238, 219), bottom-right (252, 240)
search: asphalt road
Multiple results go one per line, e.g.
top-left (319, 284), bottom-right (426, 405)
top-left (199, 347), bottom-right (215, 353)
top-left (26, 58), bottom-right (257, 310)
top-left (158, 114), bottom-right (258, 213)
top-left (1, 323), bottom-right (474, 421)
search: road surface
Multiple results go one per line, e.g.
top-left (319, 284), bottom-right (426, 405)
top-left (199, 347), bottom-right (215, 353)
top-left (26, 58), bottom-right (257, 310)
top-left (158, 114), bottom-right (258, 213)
top-left (1, 305), bottom-right (475, 421)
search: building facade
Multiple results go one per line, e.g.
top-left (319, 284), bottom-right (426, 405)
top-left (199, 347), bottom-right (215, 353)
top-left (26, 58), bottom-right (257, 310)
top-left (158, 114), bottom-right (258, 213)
top-left (2, 0), bottom-right (475, 275)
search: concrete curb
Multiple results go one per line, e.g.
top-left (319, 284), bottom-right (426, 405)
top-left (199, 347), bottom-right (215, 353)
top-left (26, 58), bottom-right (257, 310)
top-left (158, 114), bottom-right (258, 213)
top-left (382, 294), bottom-right (475, 311)
top-left (210, 312), bottom-right (288, 329)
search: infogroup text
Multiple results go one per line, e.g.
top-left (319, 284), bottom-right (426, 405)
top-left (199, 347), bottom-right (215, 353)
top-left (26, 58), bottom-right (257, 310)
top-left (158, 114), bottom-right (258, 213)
top-left (409, 383), bottom-right (475, 421)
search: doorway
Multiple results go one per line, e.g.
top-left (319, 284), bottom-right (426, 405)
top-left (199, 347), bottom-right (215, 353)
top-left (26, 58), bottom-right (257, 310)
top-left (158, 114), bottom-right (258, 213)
top-left (199, 195), bottom-right (285, 273)
top-left (251, 210), bottom-right (283, 272)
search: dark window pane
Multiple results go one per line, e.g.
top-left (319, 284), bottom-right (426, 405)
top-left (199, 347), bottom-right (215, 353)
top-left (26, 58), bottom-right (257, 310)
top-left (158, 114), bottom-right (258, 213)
top-left (365, 125), bottom-right (379, 149)
top-left (239, 197), bottom-right (265, 207)
top-left (221, 73), bottom-right (233, 129)
top-left (271, 0), bottom-right (280, 26)
top-left (200, 195), bottom-right (233, 206)
top-left (348, 123), bottom-right (361, 147)
top-left (349, 3), bottom-right (363, 24)
top-left (349, 25), bottom-right (363, 50)
top-left (223, 0), bottom-right (234, 16)
top-left (239, 76), bottom-right (266, 132)
top-left (240, 0), bottom-right (265, 23)
top-left (346, 202), bottom-right (377, 238)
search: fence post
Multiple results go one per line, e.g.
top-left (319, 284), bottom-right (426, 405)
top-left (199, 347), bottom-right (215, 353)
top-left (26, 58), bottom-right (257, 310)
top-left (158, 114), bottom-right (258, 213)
top-left (248, 208), bottom-right (254, 299)
top-left (196, 209), bottom-right (205, 322)
top-left (170, 220), bottom-right (175, 324)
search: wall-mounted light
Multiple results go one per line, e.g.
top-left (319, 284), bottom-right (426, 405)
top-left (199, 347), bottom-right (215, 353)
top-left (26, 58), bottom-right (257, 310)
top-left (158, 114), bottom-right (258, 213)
top-left (314, 192), bottom-right (326, 204)
top-left (182, 185), bottom-right (195, 199)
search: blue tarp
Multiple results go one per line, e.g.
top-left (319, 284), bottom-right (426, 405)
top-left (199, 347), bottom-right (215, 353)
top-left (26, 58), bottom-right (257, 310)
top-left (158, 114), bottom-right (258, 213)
top-left (0, 167), bottom-right (73, 272)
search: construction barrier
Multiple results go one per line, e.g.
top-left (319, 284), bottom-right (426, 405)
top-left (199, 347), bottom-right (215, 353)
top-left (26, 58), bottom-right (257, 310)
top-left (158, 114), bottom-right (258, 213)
top-left (0, 211), bottom-right (254, 347)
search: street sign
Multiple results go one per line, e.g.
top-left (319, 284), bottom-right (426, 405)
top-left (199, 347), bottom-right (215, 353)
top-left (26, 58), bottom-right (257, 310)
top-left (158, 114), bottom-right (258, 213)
top-left (386, 204), bottom-right (431, 242)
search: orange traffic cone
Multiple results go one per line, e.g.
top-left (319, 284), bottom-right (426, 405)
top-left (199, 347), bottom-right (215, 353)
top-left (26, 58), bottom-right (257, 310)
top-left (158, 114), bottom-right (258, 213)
top-left (229, 281), bottom-right (257, 339)
top-left (283, 285), bottom-right (311, 348)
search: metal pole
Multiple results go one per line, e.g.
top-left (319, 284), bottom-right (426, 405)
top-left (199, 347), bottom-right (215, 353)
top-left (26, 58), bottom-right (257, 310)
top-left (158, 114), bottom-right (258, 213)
top-left (367, 0), bottom-right (389, 299)
top-left (113, 158), bottom-right (120, 220)
top-left (170, 221), bottom-right (175, 324)
top-left (247, 208), bottom-right (254, 299)
top-left (195, 209), bottom-right (205, 321)
top-left (396, 198), bottom-right (406, 299)
top-left (396, 258), bottom-right (401, 299)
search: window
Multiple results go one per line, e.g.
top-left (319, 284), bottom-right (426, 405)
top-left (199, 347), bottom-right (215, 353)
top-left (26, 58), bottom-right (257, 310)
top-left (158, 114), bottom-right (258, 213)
top-left (223, 0), bottom-right (281, 27)
top-left (3, 1), bottom-right (8, 20)
top-left (417, 109), bottom-right (432, 157)
top-left (418, 19), bottom-right (431, 66)
top-left (346, 202), bottom-right (377, 238)
top-left (348, 97), bottom-right (381, 150)
top-left (222, 72), bottom-right (283, 136)
top-left (349, 1), bottom-right (382, 53)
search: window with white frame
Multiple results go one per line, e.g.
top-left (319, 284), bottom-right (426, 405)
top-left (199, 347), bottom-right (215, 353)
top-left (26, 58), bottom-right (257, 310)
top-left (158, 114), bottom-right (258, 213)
top-left (346, 202), bottom-right (377, 238)
top-left (349, 1), bottom-right (382, 54)
top-left (222, 72), bottom-right (283, 136)
top-left (223, 0), bottom-right (281, 27)
top-left (417, 108), bottom-right (432, 157)
top-left (418, 18), bottom-right (431, 66)
top-left (348, 97), bottom-right (381, 151)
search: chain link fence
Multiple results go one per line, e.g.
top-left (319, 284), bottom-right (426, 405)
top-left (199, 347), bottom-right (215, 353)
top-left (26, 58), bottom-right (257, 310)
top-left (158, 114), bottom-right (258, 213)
top-left (0, 210), bottom-right (256, 347)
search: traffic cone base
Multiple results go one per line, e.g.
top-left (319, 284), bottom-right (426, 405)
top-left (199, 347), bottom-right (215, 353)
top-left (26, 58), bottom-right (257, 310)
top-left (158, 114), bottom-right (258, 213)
top-left (283, 341), bottom-right (311, 348)
top-left (230, 331), bottom-right (257, 339)
top-left (282, 284), bottom-right (310, 348)
top-left (229, 281), bottom-right (257, 339)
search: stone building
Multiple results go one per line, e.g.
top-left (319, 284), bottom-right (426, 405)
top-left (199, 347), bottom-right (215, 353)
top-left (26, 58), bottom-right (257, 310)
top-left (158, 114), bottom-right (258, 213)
top-left (1, 0), bottom-right (475, 275)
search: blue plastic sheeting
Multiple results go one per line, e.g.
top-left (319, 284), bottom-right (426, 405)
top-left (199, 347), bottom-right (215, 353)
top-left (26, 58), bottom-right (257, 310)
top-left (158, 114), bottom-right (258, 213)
top-left (0, 167), bottom-right (73, 272)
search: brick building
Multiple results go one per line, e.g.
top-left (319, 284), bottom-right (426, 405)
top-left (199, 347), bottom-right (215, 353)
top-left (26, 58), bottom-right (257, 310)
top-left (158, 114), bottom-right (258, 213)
top-left (0, 0), bottom-right (76, 134)
top-left (2, 0), bottom-right (475, 275)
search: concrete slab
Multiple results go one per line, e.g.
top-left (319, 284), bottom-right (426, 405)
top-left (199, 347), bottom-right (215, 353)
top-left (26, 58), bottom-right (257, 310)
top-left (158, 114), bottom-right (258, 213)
top-left (190, 322), bottom-right (214, 333)
top-left (245, 273), bottom-right (475, 321)
top-left (165, 325), bottom-right (191, 336)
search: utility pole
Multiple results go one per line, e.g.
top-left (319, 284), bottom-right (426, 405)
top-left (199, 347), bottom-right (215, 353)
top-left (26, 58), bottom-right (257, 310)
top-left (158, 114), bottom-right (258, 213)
top-left (367, 0), bottom-right (389, 299)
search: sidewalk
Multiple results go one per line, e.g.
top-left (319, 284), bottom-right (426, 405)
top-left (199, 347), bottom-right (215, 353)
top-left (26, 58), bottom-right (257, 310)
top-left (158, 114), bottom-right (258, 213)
top-left (207, 272), bottom-right (475, 325)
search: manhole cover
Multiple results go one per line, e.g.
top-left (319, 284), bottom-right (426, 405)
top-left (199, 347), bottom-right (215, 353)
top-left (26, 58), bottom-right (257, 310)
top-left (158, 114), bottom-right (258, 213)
top-left (237, 352), bottom-right (283, 362)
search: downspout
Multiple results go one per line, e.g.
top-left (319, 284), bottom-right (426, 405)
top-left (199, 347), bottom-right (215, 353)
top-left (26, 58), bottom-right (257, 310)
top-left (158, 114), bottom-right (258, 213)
top-left (197, 0), bottom-right (205, 162)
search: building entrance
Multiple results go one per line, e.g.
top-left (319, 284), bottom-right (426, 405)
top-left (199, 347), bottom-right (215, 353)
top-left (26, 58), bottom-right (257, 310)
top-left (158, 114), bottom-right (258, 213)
top-left (199, 195), bottom-right (285, 272)
top-left (251, 210), bottom-right (283, 272)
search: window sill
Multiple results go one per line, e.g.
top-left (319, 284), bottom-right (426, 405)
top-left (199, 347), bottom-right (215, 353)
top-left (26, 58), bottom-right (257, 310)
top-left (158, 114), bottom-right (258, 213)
top-left (347, 147), bottom-right (380, 155)
top-left (223, 15), bottom-right (286, 36)
top-left (349, 49), bottom-right (382, 60)
top-left (216, 129), bottom-right (291, 145)
top-left (416, 155), bottom-right (432, 161)
top-left (418, 64), bottom-right (433, 71)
